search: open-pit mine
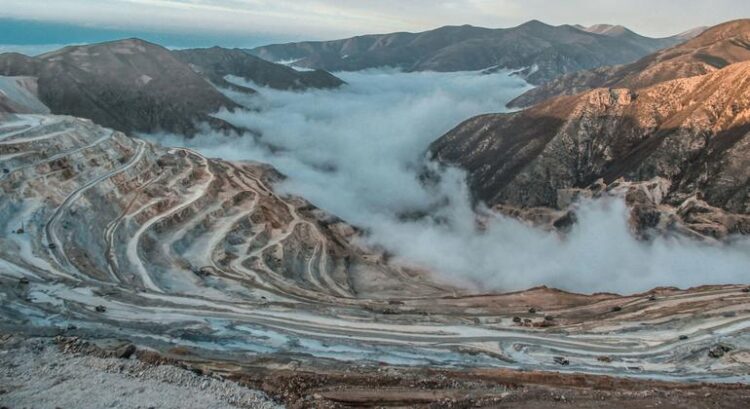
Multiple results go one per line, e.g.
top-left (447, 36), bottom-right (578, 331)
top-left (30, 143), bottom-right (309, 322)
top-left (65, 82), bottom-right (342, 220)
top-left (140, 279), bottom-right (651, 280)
top-left (1, 112), bottom-right (749, 407)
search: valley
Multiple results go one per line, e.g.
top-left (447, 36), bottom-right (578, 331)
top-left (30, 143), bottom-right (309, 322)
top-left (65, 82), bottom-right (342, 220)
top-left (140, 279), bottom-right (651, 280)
top-left (1, 13), bottom-right (750, 409)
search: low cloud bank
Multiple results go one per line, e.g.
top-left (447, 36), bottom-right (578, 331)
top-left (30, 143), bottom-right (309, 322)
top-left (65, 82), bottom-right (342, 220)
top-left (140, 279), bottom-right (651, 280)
top-left (150, 70), bottom-right (750, 294)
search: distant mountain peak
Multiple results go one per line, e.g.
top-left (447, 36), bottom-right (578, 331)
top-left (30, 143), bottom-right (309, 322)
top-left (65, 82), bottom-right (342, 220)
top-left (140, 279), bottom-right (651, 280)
top-left (37, 37), bottom-right (166, 60)
top-left (582, 24), bottom-right (632, 36)
top-left (516, 19), bottom-right (554, 29)
top-left (684, 18), bottom-right (750, 45)
top-left (674, 26), bottom-right (708, 40)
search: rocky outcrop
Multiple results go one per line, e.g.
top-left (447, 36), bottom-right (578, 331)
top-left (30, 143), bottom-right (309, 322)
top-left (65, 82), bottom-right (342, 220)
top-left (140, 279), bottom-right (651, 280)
top-left (249, 20), bottom-right (685, 84)
top-left (0, 76), bottom-right (49, 114)
top-left (174, 47), bottom-right (345, 91)
top-left (431, 61), bottom-right (750, 239)
top-left (510, 19), bottom-right (750, 107)
top-left (0, 39), bottom-right (240, 136)
top-left (492, 177), bottom-right (750, 240)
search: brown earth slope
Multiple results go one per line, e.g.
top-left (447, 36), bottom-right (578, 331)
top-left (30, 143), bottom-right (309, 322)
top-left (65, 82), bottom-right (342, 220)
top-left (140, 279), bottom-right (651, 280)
top-left (431, 60), bottom-right (750, 239)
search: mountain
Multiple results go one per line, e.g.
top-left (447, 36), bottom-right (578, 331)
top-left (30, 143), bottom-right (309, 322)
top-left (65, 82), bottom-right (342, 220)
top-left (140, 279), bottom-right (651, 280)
top-left (578, 24), bottom-right (632, 35)
top-left (249, 20), bottom-right (687, 84)
top-left (174, 47), bottom-right (345, 91)
top-left (674, 26), bottom-right (709, 41)
top-left (431, 58), bottom-right (750, 239)
top-left (0, 40), bottom-right (347, 136)
top-left (576, 23), bottom-right (692, 53)
top-left (578, 24), bottom-right (705, 42)
top-left (0, 38), bottom-right (240, 136)
top-left (0, 52), bottom-right (40, 75)
top-left (510, 19), bottom-right (750, 107)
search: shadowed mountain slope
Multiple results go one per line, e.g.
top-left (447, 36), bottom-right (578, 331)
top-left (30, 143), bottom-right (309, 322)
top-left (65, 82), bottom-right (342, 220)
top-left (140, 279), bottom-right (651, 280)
top-left (174, 47), bottom-right (345, 92)
top-left (0, 39), bottom-right (240, 136)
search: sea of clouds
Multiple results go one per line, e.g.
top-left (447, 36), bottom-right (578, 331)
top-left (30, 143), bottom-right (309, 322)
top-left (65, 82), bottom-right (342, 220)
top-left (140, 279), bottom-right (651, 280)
top-left (149, 69), bottom-right (750, 294)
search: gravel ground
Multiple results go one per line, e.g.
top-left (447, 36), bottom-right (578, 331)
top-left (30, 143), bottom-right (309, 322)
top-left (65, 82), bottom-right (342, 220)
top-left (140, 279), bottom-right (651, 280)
top-left (0, 336), bottom-right (283, 409)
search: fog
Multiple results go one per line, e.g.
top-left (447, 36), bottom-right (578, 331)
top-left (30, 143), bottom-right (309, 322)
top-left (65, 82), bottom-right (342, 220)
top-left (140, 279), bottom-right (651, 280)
top-left (151, 70), bottom-right (750, 294)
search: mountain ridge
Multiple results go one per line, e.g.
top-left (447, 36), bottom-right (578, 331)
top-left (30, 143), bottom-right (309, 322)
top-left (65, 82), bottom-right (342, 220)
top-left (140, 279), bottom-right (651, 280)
top-left (173, 46), bottom-right (345, 91)
top-left (248, 20), bottom-right (693, 84)
top-left (0, 38), bottom-right (240, 136)
top-left (0, 39), bottom-right (345, 136)
top-left (509, 19), bottom-right (750, 107)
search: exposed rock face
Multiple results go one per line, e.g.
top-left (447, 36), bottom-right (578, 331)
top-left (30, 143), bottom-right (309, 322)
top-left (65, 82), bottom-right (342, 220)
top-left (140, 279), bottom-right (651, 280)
top-left (174, 47), bottom-right (345, 91)
top-left (249, 20), bottom-right (685, 84)
top-left (492, 177), bottom-right (750, 240)
top-left (431, 61), bottom-right (750, 239)
top-left (0, 76), bottom-right (49, 114)
top-left (510, 19), bottom-right (750, 107)
top-left (0, 39), bottom-right (239, 136)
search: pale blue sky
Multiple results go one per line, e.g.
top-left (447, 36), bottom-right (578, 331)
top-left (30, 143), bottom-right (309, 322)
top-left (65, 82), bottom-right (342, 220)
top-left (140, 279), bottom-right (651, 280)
top-left (0, 0), bottom-right (748, 46)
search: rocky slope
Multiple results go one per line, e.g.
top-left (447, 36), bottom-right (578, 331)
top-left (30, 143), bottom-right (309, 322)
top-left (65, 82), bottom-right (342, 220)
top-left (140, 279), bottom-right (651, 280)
top-left (510, 19), bottom-right (750, 107)
top-left (0, 39), bottom-right (241, 136)
top-left (432, 60), bottom-right (750, 239)
top-left (174, 47), bottom-right (344, 91)
top-left (249, 20), bottom-right (687, 84)
top-left (0, 76), bottom-right (49, 114)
